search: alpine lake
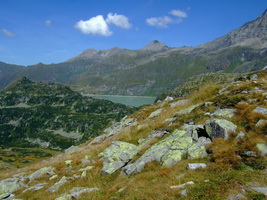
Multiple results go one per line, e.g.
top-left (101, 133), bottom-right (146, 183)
top-left (85, 95), bottom-right (156, 107)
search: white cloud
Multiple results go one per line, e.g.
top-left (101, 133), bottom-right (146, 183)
top-left (45, 20), bottom-right (52, 27)
top-left (169, 9), bottom-right (188, 18)
top-left (106, 13), bottom-right (132, 29)
top-left (75, 15), bottom-right (112, 36)
top-left (146, 16), bottom-right (182, 28)
top-left (1, 29), bottom-right (16, 37)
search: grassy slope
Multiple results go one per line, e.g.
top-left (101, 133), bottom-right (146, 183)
top-left (1, 71), bottom-right (266, 200)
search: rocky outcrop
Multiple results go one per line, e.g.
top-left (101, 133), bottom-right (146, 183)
top-left (205, 119), bottom-right (237, 140)
top-left (99, 141), bottom-right (138, 174)
top-left (123, 129), bottom-right (207, 175)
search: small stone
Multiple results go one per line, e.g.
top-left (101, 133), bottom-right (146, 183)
top-left (170, 181), bottom-right (194, 189)
top-left (256, 119), bottom-right (267, 127)
top-left (46, 176), bottom-right (68, 193)
top-left (64, 160), bottom-right (72, 166)
top-left (244, 151), bottom-right (257, 157)
top-left (81, 171), bottom-right (87, 178)
top-left (78, 166), bottom-right (94, 171)
top-left (49, 175), bottom-right (58, 180)
top-left (23, 182), bottom-right (48, 193)
top-left (181, 189), bottom-right (188, 196)
top-left (236, 131), bottom-right (246, 139)
top-left (147, 108), bottom-right (162, 119)
top-left (170, 99), bottom-right (190, 107)
top-left (187, 163), bottom-right (207, 170)
top-left (164, 96), bottom-right (174, 101)
top-left (250, 187), bottom-right (267, 196)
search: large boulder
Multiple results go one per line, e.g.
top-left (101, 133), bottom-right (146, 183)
top-left (123, 129), bottom-right (207, 175)
top-left (99, 141), bottom-right (138, 174)
top-left (205, 119), bottom-right (237, 140)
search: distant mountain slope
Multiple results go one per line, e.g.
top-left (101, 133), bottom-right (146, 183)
top-left (0, 77), bottom-right (134, 150)
top-left (0, 10), bottom-right (267, 96)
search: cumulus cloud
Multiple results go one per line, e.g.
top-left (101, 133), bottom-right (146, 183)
top-left (106, 13), bottom-right (132, 29)
top-left (169, 9), bottom-right (188, 18)
top-left (45, 20), bottom-right (52, 27)
top-left (1, 29), bottom-right (16, 37)
top-left (75, 15), bottom-right (112, 36)
top-left (146, 16), bottom-right (182, 28)
top-left (146, 9), bottom-right (188, 28)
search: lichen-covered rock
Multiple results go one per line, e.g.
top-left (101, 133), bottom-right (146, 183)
top-left (176, 103), bottom-right (201, 115)
top-left (256, 144), bottom-right (267, 156)
top-left (55, 187), bottom-right (99, 200)
top-left (124, 129), bottom-right (207, 174)
top-left (23, 182), bottom-right (48, 193)
top-left (0, 177), bottom-right (27, 193)
top-left (253, 107), bottom-right (267, 115)
top-left (211, 108), bottom-right (236, 118)
top-left (205, 119), bottom-right (237, 140)
top-left (99, 141), bottom-right (138, 174)
top-left (170, 99), bottom-right (190, 108)
top-left (28, 166), bottom-right (55, 181)
top-left (46, 176), bottom-right (67, 193)
top-left (147, 108), bottom-right (162, 119)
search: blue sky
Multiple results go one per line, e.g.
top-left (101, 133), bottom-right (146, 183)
top-left (0, 0), bottom-right (266, 66)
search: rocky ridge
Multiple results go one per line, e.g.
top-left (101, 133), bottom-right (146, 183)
top-left (0, 69), bottom-right (266, 199)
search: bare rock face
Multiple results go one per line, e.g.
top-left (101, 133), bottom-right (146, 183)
top-left (202, 9), bottom-right (267, 49)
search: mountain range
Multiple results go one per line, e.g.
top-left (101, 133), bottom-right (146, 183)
top-left (0, 10), bottom-right (267, 96)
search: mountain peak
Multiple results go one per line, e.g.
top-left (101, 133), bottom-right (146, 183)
top-left (141, 40), bottom-right (169, 51)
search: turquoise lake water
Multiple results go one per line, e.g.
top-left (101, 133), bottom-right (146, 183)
top-left (88, 95), bottom-right (156, 107)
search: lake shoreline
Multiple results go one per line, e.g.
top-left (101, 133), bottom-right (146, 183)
top-left (82, 94), bottom-right (156, 98)
top-left (82, 94), bottom-right (156, 107)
